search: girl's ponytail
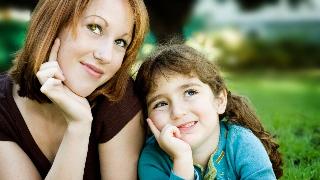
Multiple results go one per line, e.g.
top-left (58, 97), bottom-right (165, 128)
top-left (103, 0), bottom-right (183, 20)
top-left (223, 91), bottom-right (283, 178)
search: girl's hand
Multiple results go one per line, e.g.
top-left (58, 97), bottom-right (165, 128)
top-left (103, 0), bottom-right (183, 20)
top-left (36, 38), bottom-right (93, 124)
top-left (147, 118), bottom-right (194, 179)
top-left (147, 118), bottom-right (192, 160)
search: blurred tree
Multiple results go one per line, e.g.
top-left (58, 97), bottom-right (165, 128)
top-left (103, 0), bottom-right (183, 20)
top-left (144, 0), bottom-right (196, 44)
top-left (145, 0), bottom-right (310, 43)
top-left (0, 0), bottom-right (37, 10)
top-left (235, 0), bottom-right (308, 10)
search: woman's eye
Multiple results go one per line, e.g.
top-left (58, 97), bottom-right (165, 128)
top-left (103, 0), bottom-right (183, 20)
top-left (115, 39), bottom-right (127, 48)
top-left (153, 101), bottom-right (168, 109)
top-left (87, 24), bottom-right (102, 35)
top-left (185, 89), bottom-right (198, 97)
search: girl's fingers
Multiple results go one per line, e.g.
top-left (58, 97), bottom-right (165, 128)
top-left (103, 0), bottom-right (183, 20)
top-left (147, 118), bottom-right (160, 139)
top-left (172, 127), bottom-right (181, 138)
top-left (162, 125), bottom-right (181, 139)
top-left (49, 38), bottom-right (60, 62)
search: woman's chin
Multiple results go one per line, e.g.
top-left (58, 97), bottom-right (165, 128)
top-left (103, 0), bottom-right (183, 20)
top-left (66, 82), bottom-right (95, 98)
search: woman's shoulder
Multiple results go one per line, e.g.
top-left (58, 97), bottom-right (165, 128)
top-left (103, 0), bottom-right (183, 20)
top-left (92, 77), bottom-right (142, 143)
top-left (0, 73), bottom-right (11, 98)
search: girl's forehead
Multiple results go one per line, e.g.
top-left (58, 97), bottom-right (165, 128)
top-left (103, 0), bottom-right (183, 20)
top-left (149, 71), bottom-right (200, 92)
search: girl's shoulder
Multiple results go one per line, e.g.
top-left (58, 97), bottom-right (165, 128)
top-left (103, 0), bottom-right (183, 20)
top-left (222, 122), bottom-right (268, 159)
top-left (224, 122), bottom-right (257, 143)
top-left (222, 122), bottom-right (275, 179)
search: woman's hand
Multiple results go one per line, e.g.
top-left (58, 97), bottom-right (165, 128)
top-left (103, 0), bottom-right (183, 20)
top-left (36, 38), bottom-right (93, 124)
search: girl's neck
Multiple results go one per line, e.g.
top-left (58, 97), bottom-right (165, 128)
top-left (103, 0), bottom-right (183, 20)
top-left (192, 126), bottom-right (220, 168)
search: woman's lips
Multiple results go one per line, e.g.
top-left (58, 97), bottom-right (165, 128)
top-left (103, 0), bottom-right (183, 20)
top-left (81, 62), bottom-right (104, 78)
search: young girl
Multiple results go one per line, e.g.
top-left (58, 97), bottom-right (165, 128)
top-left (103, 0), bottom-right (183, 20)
top-left (135, 44), bottom-right (282, 179)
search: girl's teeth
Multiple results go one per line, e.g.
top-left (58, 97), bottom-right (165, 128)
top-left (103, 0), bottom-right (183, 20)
top-left (179, 121), bottom-right (195, 128)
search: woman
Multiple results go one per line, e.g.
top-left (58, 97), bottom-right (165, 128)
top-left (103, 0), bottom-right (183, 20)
top-left (0, 0), bottom-right (148, 179)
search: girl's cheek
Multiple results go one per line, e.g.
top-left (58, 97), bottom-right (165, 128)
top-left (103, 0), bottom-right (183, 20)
top-left (150, 113), bottom-right (167, 131)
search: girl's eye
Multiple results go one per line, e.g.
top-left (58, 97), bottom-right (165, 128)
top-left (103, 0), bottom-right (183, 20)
top-left (115, 39), bottom-right (127, 48)
top-left (153, 101), bottom-right (168, 109)
top-left (87, 24), bottom-right (102, 35)
top-left (185, 89), bottom-right (198, 97)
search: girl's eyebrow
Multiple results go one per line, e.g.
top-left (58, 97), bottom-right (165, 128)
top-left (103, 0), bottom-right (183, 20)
top-left (180, 83), bottom-right (202, 89)
top-left (146, 94), bottom-right (162, 107)
top-left (146, 82), bottom-right (202, 107)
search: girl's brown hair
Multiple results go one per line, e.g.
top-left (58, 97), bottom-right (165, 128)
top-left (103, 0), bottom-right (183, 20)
top-left (134, 44), bottom-right (283, 178)
top-left (10, 0), bottom-right (149, 103)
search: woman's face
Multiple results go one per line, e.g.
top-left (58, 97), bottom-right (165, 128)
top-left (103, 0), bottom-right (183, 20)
top-left (57, 0), bottom-right (134, 97)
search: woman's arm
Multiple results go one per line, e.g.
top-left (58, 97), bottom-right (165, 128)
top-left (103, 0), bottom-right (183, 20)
top-left (0, 141), bottom-right (42, 180)
top-left (0, 121), bottom-right (91, 180)
top-left (99, 111), bottom-right (144, 180)
top-left (0, 38), bottom-right (93, 179)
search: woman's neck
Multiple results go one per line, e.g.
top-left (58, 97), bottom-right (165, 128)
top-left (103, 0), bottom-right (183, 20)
top-left (13, 83), bottom-right (65, 123)
top-left (192, 127), bottom-right (220, 168)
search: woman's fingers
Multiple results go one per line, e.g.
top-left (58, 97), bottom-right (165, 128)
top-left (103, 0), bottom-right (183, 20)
top-left (40, 78), bottom-right (63, 100)
top-left (36, 67), bottom-right (65, 85)
top-left (147, 118), bottom-right (160, 139)
top-left (49, 38), bottom-right (60, 62)
top-left (36, 38), bottom-right (65, 84)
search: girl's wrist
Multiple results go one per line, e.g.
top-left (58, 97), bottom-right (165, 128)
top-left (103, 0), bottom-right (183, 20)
top-left (173, 155), bottom-right (194, 180)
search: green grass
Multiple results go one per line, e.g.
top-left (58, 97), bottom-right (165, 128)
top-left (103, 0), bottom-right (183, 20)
top-left (224, 69), bottom-right (320, 179)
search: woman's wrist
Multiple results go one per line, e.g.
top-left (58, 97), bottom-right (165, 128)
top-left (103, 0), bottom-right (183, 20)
top-left (66, 120), bottom-right (92, 137)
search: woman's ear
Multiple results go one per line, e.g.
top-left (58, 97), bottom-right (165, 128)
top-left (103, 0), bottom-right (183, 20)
top-left (216, 89), bottom-right (227, 114)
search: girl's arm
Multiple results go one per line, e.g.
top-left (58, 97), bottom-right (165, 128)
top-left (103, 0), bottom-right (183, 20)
top-left (99, 111), bottom-right (144, 180)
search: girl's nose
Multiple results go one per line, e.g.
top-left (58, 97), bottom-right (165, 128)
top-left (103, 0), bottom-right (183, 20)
top-left (171, 101), bottom-right (187, 121)
top-left (93, 42), bottom-right (113, 64)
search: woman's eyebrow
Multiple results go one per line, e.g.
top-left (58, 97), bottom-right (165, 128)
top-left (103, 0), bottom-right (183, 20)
top-left (84, 15), bottom-right (108, 27)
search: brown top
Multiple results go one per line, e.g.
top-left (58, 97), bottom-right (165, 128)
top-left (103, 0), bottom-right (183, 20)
top-left (0, 73), bottom-right (141, 179)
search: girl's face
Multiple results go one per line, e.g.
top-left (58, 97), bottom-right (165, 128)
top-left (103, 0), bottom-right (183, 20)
top-left (57, 0), bottom-right (134, 97)
top-left (146, 73), bottom-right (227, 151)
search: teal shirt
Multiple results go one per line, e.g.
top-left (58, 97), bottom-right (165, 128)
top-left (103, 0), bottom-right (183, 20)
top-left (138, 121), bottom-right (276, 180)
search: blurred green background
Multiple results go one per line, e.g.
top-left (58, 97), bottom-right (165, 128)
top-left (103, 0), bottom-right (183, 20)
top-left (1, 0), bottom-right (319, 179)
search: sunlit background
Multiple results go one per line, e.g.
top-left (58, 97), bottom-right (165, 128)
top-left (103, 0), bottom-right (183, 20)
top-left (1, 0), bottom-right (319, 179)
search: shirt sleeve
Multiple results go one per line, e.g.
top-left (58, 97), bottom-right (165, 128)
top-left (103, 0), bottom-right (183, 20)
top-left (93, 78), bottom-right (142, 143)
top-left (227, 127), bottom-right (276, 180)
top-left (0, 114), bottom-right (13, 141)
top-left (138, 137), bottom-right (178, 180)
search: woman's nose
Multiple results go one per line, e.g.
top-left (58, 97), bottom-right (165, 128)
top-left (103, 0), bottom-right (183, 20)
top-left (93, 42), bottom-right (113, 64)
